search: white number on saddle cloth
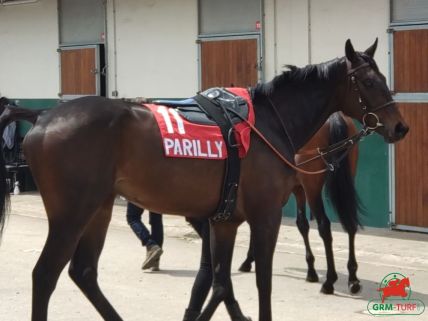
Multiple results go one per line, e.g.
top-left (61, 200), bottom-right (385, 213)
top-left (156, 106), bottom-right (186, 134)
top-left (154, 105), bottom-right (225, 159)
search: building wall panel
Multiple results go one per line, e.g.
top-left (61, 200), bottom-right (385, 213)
top-left (0, 0), bottom-right (59, 98)
top-left (106, 0), bottom-right (198, 98)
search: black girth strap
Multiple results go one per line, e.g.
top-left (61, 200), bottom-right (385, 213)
top-left (194, 93), bottom-right (240, 222)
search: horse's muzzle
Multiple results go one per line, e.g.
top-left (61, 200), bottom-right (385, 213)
top-left (394, 121), bottom-right (409, 140)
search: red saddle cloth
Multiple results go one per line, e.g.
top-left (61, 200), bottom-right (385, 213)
top-left (144, 87), bottom-right (255, 160)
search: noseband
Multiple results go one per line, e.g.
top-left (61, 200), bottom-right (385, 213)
top-left (347, 62), bottom-right (395, 131)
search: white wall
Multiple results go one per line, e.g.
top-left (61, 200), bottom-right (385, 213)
top-left (264, 0), bottom-right (390, 82)
top-left (264, 0), bottom-right (309, 82)
top-left (106, 0), bottom-right (198, 98)
top-left (0, 0), bottom-right (391, 99)
top-left (310, 0), bottom-right (390, 75)
top-left (0, 0), bottom-right (59, 98)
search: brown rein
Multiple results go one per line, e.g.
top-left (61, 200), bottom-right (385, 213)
top-left (230, 62), bottom-right (395, 175)
top-left (241, 115), bottom-right (374, 175)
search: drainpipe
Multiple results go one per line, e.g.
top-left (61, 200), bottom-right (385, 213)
top-left (273, 0), bottom-right (278, 75)
top-left (112, 0), bottom-right (119, 97)
top-left (307, 0), bottom-right (312, 64)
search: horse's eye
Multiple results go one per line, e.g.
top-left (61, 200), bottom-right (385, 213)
top-left (363, 79), bottom-right (374, 87)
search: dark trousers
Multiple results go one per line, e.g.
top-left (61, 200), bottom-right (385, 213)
top-left (126, 202), bottom-right (163, 247)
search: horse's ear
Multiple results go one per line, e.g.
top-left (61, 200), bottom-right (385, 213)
top-left (364, 38), bottom-right (378, 58)
top-left (345, 39), bottom-right (358, 64)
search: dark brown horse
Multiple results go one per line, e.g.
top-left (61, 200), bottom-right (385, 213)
top-left (0, 40), bottom-right (408, 321)
top-left (238, 112), bottom-right (362, 295)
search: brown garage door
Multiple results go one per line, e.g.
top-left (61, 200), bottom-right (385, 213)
top-left (393, 28), bottom-right (428, 229)
top-left (60, 46), bottom-right (100, 98)
top-left (200, 38), bottom-right (258, 90)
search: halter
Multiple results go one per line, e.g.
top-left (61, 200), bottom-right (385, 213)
top-left (347, 62), bottom-right (395, 130)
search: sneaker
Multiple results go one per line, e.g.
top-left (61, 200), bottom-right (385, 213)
top-left (142, 244), bottom-right (163, 270)
top-left (151, 258), bottom-right (160, 271)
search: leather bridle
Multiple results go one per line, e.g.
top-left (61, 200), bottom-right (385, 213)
top-left (288, 61), bottom-right (397, 174)
top-left (347, 62), bottom-right (395, 131)
top-left (230, 61), bottom-right (397, 175)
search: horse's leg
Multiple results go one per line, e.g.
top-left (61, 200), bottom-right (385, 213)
top-left (183, 219), bottom-right (212, 321)
top-left (251, 209), bottom-right (282, 321)
top-left (348, 147), bottom-right (361, 294)
top-left (68, 195), bottom-right (123, 321)
top-left (238, 232), bottom-right (254, 272)
top-left (31, 213), bottom-right (89, 320)
top-left (309, 195), bottom-right (338, 294)
top-left (197, 220), bottom-right (249, 321)
top-left (294, 185), bottom-right (318, 282)
top-left (347, 229), bottom-right (361, 294)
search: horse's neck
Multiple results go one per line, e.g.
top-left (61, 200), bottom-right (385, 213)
top-left (264, 66), bottom-right (346, 152)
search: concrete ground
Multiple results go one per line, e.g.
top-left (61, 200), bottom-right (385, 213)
top-left (0, 193), bottom-right (427, 321)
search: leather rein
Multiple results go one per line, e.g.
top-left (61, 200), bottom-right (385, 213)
top-left (228, 62), bottom-right (395, 175)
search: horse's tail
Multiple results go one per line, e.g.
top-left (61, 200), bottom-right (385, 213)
top-left (0, 99), bottom-right (43, 240)
top-left (325, 112), bottom-right (362, 234)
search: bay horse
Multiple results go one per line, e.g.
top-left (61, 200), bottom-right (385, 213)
top-left (238, 112), bottom-right (362, 295)
top-left (0, 39), bottom-right (408, 321)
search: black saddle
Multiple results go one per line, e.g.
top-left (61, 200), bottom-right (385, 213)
top-left (153, 88), bottom-right (249, 126)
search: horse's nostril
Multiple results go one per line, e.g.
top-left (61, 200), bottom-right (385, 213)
top-left (395, 122), bottom-right (409, 137)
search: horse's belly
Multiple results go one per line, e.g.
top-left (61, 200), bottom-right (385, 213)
top-left (115, 164), bottom-right (223, 217)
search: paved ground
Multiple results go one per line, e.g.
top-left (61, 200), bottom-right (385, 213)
top-left (0, 193), bottom-right (427, 321)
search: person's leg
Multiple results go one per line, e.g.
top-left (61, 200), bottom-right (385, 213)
top-left (126, 202), bottom-right (151, 246)
top-left (149, 212), bottom-right (163, 247)
top-left (148, 212), bottom-right (164, 271)
top-left (126, 202), bottom-right (162, 269)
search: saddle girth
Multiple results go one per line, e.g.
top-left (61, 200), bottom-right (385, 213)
top-left (194, 90), bottom-right (241, 222)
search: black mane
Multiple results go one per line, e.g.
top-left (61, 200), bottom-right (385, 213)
top-left (255, 57), bottom-right (345, 97)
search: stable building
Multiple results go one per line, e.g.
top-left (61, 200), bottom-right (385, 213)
top-left (0, 0), bottom-right (427, 232)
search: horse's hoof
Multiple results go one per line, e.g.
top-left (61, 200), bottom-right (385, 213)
top-left (226, 301), bottom-right (251, 321)
top-left (349, 281), bottom-right (362, 294)
top-left (238, 261), bottom-right (252, 273)
top-left (183, 308), bottom-right (200, 321)
top-left (320, 283), bottom-right (334, 295)
top-left (306, 270), bottom-right (319, 283)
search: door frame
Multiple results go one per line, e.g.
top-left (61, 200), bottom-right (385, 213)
top-left (197, 33), bottom-right (263, 91)
top-left (388, 24), bottom-right (428, 233)
top-left (58, 44), bottom-right (101, 101)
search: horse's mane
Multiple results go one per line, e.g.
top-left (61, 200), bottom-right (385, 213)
top-left (255, 57), bottom-right (345, 96)
top-left (255, 52), bottom-right (379, 97)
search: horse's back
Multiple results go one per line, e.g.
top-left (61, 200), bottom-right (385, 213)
top-left (22, 97), bottom-right (139, 214)
top-left (23, 96), bottom-right (133, 164)
top-left (22, 96), bottom-right (224, 217)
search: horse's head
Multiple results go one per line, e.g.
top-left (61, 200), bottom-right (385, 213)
top-left (341, 39), bottom-right (408, 143)
top-left (0, 97), bottom-right (15, 114)
top-left (0, 97), bottom-right (10, 107)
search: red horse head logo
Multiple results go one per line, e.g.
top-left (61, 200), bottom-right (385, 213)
top-left (377, 277), bottom-right (410, 303)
